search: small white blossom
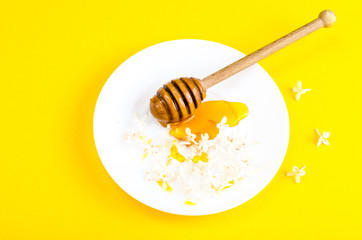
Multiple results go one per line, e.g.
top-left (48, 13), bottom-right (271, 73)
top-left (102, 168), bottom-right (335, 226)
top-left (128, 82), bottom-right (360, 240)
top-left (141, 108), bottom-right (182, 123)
top-left (292, 81), bottom-right (311, 101)
top-left (217, 116), bottom-right (229, 131)
top-left (316, 129), bottom-right (330, 147)
top-left (287, 166), bottom-right (306, 183)
top-left (123, 131), bottom-right (139, 141)
top-left (198, 133), bottom-right (210, 152)
top-left (184, 127), bottom-right (197, 144)
top-left (126, 113), bottom-right (254, 200)
top-left (135, 112), bottom-right (149, 129)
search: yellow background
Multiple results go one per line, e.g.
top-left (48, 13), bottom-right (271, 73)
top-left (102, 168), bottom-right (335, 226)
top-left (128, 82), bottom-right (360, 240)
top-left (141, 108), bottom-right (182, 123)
top-left (1, 0), bottom-right (361, 239)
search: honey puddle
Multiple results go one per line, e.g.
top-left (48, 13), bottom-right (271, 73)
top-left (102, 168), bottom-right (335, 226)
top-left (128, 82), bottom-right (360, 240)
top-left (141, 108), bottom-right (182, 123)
top-left (168, 144), bottom-right (208, 164)
top-left (157, 100), bottom-right (248, 193)
top-left (169, 100), bottom-right (248, 141)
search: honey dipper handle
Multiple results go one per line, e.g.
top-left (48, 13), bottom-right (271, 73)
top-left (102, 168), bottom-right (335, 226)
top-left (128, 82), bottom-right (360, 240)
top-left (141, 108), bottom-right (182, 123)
top-left (201, 10), bottom-right (336, 89)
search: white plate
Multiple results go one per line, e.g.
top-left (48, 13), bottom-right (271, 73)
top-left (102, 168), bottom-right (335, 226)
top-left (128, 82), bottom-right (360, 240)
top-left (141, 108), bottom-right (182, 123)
top-left (93, 39), bottom-right (289, 215)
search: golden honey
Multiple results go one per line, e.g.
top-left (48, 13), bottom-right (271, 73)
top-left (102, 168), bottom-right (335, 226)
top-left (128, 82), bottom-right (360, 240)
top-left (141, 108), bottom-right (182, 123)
top-left (169, 100), bottom-right (248, 141)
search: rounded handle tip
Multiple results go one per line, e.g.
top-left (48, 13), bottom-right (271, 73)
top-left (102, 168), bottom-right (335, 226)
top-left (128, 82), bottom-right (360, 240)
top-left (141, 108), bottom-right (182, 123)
top-left (319, 10), bottom-right (336, 28)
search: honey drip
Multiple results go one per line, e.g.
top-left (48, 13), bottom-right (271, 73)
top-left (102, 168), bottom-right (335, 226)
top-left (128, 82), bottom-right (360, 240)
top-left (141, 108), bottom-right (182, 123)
top-left (184, 200), bottom-right (197, 206)
top-left (168, 144), bottom-right (208, 164)
top-left (169, 101), bottom-right (248, 141)
top-left (192, 152), bottom-right (208, 163)
top-left (157, 180), bottom-right (172, 192)
top-left (168, 144), bottom-right (186, 163)
top-left (159, 101), bottom-right (248, 193)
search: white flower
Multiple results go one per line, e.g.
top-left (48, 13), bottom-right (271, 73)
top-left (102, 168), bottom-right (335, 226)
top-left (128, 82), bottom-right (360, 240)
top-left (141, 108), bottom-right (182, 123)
top-left (142, 140), bottom-right (162, 159)
top-left (135, 112), bottom-right (149, 129)
top-left (145, 168), bottom-right (175, 182)
top-left (217, 116), bottom-right (229, 131)
top-left (287, 166), bottom-right (306, 183)
top-left (316, 129), bottom-right (330, 147)
top-left (198, 133), bottom-right (210, 152)
top-left (184, 127), bottom-right (197, 144)
top-left (123, 131), bottom-right (139, 141)
top-left (292, 81), bottom-right (311, 101)
top-left (126, 112), bottom-right (254, 201)
top-left (228, 137), bottom-right (246, 151)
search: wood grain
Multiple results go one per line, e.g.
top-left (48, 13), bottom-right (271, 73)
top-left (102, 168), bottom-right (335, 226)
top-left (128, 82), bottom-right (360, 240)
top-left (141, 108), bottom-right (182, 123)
top-left (201, 10), bottom-right (336, 89)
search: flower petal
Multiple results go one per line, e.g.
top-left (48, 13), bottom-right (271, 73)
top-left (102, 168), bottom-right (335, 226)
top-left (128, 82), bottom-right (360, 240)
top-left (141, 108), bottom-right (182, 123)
top-left (317, 139), bottom-right (322, 147)
top-left (200, 135), bottom-right (204, 141)
top-left (287, 172), bottom-right (296, 176)
top-left (299, 170), bottom-right (305, 176)
top-left (323, 139), bottom-right (329, 145)
top-left (295, 92), bottom-right (301, 101)
top-left (324, 132), bottom-right (331, 138)
top-left (292, 87), bottom-right (299, 93)
top-left (185, 127), bottom-right (191, 136)
top-left (203, 145), bottom-right (208, 152)
top-left (161, 181), bottom-right (167, 190)
top-left (292, 166), bottom-right (299, 172)
top-left (295, 175), bottom-right (300, 183)
top-left (297, 81), bottom-right (302, 89)
top-left (301, 89), bottom-right (311, 94)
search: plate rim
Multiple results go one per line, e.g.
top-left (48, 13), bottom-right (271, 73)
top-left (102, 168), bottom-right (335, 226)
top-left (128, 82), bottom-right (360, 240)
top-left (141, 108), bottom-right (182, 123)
top-left (93, 39), bottom-right (290, 216)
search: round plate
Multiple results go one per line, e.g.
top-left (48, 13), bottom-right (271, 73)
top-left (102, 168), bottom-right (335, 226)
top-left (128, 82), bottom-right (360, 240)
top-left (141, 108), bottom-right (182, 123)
top-left (93, 39), bottom-right (289, 215)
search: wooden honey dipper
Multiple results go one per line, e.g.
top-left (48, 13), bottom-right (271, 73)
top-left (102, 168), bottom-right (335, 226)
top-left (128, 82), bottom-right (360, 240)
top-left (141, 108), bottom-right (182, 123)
top-left (150, 10), bottom-right (336, 124)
